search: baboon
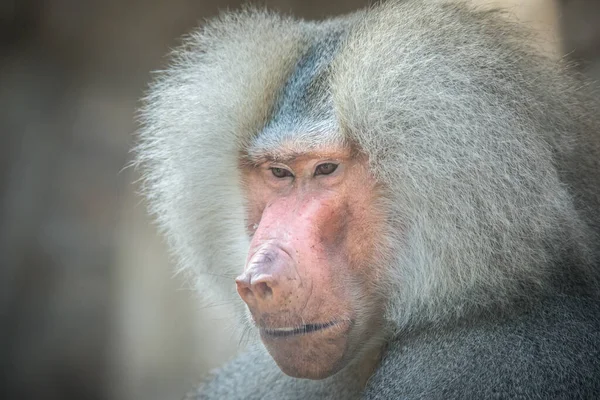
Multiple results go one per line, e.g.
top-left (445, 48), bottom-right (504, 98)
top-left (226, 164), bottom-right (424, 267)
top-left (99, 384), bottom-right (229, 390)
top-left (136, 0), bottom-right (600, 398)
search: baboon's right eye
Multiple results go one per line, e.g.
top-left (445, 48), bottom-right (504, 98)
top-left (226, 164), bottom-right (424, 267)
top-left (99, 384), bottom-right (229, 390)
top-left (270, 167), bottom-right (293, 178)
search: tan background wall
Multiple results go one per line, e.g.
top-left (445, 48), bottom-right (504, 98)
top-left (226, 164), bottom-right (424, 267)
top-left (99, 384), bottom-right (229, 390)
top-left (1, 1), bottom-right (598, 399)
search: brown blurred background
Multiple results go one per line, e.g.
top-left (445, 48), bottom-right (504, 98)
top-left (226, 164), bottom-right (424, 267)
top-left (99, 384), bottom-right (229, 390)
top-left (1, 1), bottom-right (598, 399)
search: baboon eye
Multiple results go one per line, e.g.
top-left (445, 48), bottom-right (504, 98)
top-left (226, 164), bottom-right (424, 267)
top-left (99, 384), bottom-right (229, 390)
top-left (271, 167), bottom-right (293, 178)
top-left (314, 163), bottom-right (338, 176)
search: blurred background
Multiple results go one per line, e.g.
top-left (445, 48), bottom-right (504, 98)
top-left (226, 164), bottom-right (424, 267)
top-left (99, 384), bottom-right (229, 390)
top-left (1, 1), bottom-right (598, 399)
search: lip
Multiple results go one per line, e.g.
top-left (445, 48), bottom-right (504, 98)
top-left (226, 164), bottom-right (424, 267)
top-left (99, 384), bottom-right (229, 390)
top-left (260, 320), bottom-right (339, 338)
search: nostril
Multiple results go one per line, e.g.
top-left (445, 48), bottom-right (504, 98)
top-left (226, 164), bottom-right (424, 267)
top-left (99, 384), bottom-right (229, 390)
top-left (239, 286), bottom-right (254, 299)
top-left (255, 282), bottom-right (273, 299)
top-left (235, 275), bottom-right (254, 301)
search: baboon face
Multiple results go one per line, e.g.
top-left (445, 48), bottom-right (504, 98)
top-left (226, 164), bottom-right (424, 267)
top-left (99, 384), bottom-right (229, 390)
top-left (237, 145), bottom-right (386, 379)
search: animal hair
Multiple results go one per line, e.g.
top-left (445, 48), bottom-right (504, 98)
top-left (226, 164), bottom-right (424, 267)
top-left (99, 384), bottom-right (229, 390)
top-left (136, 0), bottom-right (599, 330)
top-left (332, 1), bottom-right (600, 330)
top-left (135, 0), bottom-right (600, 398)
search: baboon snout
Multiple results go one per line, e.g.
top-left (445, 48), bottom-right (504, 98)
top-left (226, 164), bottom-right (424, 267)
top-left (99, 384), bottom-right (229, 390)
top-left (236, 246), bottom-right (302, 310)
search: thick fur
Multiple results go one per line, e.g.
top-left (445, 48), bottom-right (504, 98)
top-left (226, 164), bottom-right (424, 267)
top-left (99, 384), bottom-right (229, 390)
top-left (135, 0), bottom-right (600, 398)
top-left (185, 295), bottom-right (600, 399)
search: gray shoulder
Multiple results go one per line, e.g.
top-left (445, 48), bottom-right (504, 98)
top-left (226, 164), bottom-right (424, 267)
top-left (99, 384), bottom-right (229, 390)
top-left (183, 347), bottom-right (278, 400)
top-left (365, 295), bottom-right (600, 400)
top-left (185, 345), bottom-right (363, 400)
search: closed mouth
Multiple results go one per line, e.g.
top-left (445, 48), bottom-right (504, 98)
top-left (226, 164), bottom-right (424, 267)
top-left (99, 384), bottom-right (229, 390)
top-left (261, 321), bottom-right (338, 338)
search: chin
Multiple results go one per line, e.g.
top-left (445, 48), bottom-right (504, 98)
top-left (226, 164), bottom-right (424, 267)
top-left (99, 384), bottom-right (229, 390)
top-left (260, 320), bottom-right (354, 380)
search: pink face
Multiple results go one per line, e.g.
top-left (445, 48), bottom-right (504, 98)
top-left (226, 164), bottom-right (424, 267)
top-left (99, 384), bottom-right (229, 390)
top-left (237, 146), bottom-right (386, 379)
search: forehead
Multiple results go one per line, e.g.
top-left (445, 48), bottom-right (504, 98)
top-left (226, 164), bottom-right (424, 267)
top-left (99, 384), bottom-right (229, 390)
top-left (247, 124), bottom-right (346, 163)
top-left (247, 28), bottom-right (347, 162)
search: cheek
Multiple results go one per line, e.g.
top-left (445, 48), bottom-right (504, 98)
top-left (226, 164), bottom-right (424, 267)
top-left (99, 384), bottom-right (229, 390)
top-left (242, 175), bottom-right (270, 232)
top-left (338, 185), bottom-right (387, 289)
top-left (346, 207), bottom-right (384, 272)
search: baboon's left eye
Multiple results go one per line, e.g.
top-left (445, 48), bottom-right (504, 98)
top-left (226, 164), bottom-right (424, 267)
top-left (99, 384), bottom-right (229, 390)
top-left (314, 163), bottom-right (338, 176)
